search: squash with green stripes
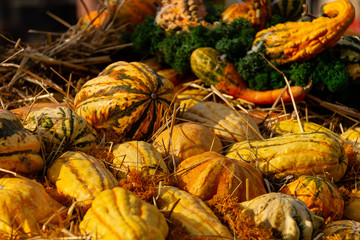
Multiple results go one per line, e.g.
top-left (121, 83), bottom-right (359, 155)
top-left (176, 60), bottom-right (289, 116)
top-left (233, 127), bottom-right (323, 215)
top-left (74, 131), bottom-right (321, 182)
top-left (271, 0), bottom-right (304, 21)
top-left (23, 106), bottom-right (97, 155)
top-left (74, 61), bottom-right (175, 141)
top-left (323, 220), bottom-right (360, 239)
top-left (0, 109), bottom-right (44, 175)
top-left (225, 132), bottom-right (348, 182)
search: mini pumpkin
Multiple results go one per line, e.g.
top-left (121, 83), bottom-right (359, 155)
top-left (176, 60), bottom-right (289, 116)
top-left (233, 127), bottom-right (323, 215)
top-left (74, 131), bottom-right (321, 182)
top-left (240, 192), bottom-right (324, 240)
top-left (176, 151), bottom-right (267, 202)
top-left (0, 109), bottom-right (44, 175)
top-left (0, 177), bottom-right (63, 237)
top-left (153, 121), bottom-right (223, 165)
top-left (279, 175), bottom-right (344, 222)
top-left (111, 140), bottom-right (169, 179)
top-left (74, 61), bottom-right (175, 142)
top-left (47, 151), bottom-right (118, 205)
top-left (79, 187), bottom-right (169, 240)
top-left (322, 220), bottom-right (360, 239)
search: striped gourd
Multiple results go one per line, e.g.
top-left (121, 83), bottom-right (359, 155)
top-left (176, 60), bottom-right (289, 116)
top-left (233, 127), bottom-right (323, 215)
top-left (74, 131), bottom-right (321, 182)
top-left (280, 175), bottom-right (344, 221)
top-left (225, 132), bottom-right (348, 182)
top-left (46, 151), bottom-right (118, 205)
top-left (183, 101), bottom-right (263, 145)
top-left (0, 109), bottom-right (44, 175)
top-left (271, 0), bottom-right (304, 21)
top-left (23, 106), bottom-right (97, 154)
top-left (0, 177), bottom-right (62, 237)
top-left (111, 140), bottom-right (169, 179)
top-left (156, 186), bottom-right (232, 239)
top-left (79, 187), bottom-right (168, 240)
top-left (322, 220), bottom-right (360, 239)
top-left (74, 61), bottom-right (175, 141)
top-left (240, 192), bottom-right (324, 240)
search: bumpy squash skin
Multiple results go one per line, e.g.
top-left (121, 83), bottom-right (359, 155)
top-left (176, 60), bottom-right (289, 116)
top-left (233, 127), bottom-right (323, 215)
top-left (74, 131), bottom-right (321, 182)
top-left (322, 220), bottom-right (360, 239)
top-left (111, 140), bottom-right (169, 179)
top-left (280, 175), bottom-right (344, 222)
top-left (253, 0), bottom-right (355, 64)
top-left (176, 151), bottom-right (267, 202)
top-left (240, 192), bottom-right (324, 240)
top-left (79, 187), bottom-right (168, 240)
top-left (226, 132), bottom-right (348, 182)
top-left (47, 151), bottom-right (118, 205)
top-left (74, 61), bottom-right (175, 141)
top-left (0, 177), bottom-right (62, 237)
top-left (157, 186), bottom-right (232, 239)
top-left (0, 110), bottom-right (44, 175)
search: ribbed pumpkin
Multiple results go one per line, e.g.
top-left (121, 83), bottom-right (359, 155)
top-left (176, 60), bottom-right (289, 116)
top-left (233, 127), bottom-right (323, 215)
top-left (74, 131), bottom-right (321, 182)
top-left (79, 187), bottom-right (169, 240)
top-left (47, 151), bottom-right (118, 205)
top-left (111, 140), bottom-right (169, 179)
top-left (153, 121), bottom-right (223, 165)
top-left (225, 132), bottom-right (348, 182)
top-left (240, 192), bottom-right (324, 240)
top-left (176, 151), bottom-right (267, 202)
top-left (279, 175), bottom-right (344, 222)
top-left (0, 109), bottom-right (44, 175)
top-left (182, 101), bottom-right (263, 145)
top-left (74, 61), bottom-right (175, 141)
top-left (23, 106), bottom-right (97, 154)
top-left (0, 177), bottom-right (63, 237)
top-left (253, 0), bottom-right (355, 65)
top-left (271, 0), bottom-right (304, 21)
top-left (156, 186), bottom-right (232, 239)
top-left (221, 3), bottom-right (250, 23)
top-left (322, 220), bottom-right (360, 239)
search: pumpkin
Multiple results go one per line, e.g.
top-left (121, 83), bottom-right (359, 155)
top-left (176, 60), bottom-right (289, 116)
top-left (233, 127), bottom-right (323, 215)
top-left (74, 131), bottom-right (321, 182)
top-left (0, 109), bottom-right (44, 175)
top-left (176, 151), bottom-right (267, 202)
top-left (0, 177), bottom-right (63, 237)
top-left (153, 121), bottom-right (223, 165)
top-left (74, 61), bottom-right (175, 141)
top-left (225, 132), bottom-right (348, 182)
top-left (322, 220), bottom-right (360, 239)
top-left (182, 101), bottom-right (263, 144)
top-left (111, 140), bottom-right (169, 179)
top-left (155, 0), bottom-right (209, 33)
top-left (176, 87), bottom-right (210, 109)
top-left (190, 47), bottom-right (306, 104)
top-left (221, 3), bottom-right (251, 23)
top-left (240, 192), bottom-right (324, 240)
top-left (279, 175), bottom-right (344, 222)
top-left (252, 0), bottom-right (355, 65)
top-left (332, 35), bottom-right (360, 81)
top-left (10, 102), bottom-right (71, 121)
top-left (344, 126), bottom-right (360, 148)
top-left (271, 0), bottom-right (305, 21)
top-left (79, 187), bottom-right (168, 240)
top-left (156, 186), bottom-right (232, 238)
top-left (23, 106), bottom-right (97, 155)
top-left (47, 151), bottom-right (118, 205)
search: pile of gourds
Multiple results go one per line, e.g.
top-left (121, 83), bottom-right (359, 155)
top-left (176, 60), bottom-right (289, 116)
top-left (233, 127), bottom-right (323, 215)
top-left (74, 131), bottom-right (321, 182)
top-left (1, 0), bottom-right (360, 239)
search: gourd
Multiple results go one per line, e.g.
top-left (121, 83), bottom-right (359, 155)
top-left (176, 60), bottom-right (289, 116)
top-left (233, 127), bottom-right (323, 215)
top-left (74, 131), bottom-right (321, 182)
top-left (23, 106), bottom-right (97, 154)
top-left (344, 126), bottom-right (360, 148)
top-left (225, 132), bottom-right (348, 182)
top-left (0, 177), bottom-right (63, 237)
top-left (155, 0), bottom-right (209, 33)
top-left (79, 187), bottom-right (169, 240)
top-left (47, 151), bottom-right (118, 205)
top-left (111, 140), bottom-right (169, 179)
top-left (0, 109), bottom-right (44, 175)
top-left (343, 189), bottom-right (360, 221)
top-left (156, 186), bottom-right (232, 239)
top-left (176, 151), bottom-right (267, 202)
top-left (176, 87), bottom-right (209, 109)
top-left (182, 101), bottom-right (263, 144)
top-left (74, 61), bottom-right (175, 141)
top-left (153, 121), bottom-right (223, 165)
top-left (322, 220), bottom-right (360, 239)
top-left (190, 47), bottom-right (306, 104)
top-left (279, 175), bottom-right (344, 222)
top-left (252, 0), bottom-right (355, 65)
top-left (240, 192), bottom-right (324, 240)
top-left (271, 0), bottom-right (305, 21)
